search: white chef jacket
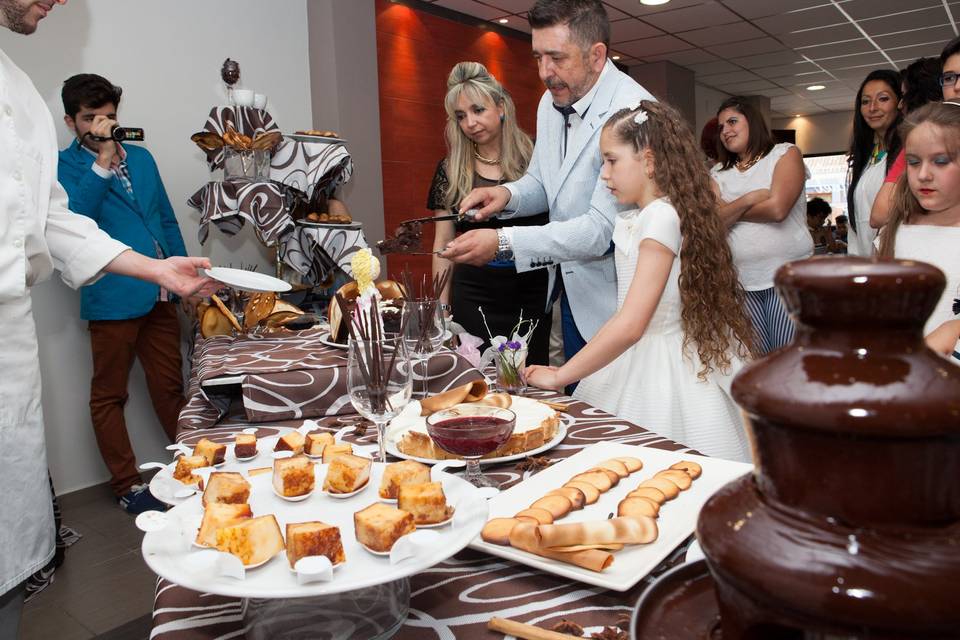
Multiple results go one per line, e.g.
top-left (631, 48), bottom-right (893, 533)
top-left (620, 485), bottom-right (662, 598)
top-left (0, 46), bottom-right (128, 595)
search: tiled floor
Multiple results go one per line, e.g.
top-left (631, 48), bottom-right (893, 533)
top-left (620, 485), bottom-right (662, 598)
top-left (19, 484), bottom-right (156, 640)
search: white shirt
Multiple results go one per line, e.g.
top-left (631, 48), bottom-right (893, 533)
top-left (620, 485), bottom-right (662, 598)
top-left (711, 143), bottom-right (813, 290)
top-left (0, 47), bottom-right (127, 303)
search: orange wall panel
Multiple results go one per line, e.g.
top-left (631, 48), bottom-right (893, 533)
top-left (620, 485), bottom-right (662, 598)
top-left (376, 0), bottom-right (543, 278)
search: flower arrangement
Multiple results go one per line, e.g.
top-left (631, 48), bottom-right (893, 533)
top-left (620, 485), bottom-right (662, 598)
top-left (477, 307), bottom-right (538, 394)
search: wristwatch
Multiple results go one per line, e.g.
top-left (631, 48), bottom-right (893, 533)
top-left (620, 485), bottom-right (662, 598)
top-left (495, 228), bottom-right (514, 262)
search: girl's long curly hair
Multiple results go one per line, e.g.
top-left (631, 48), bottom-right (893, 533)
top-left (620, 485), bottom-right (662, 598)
top-left (603, 101), bottom-right (756, 377)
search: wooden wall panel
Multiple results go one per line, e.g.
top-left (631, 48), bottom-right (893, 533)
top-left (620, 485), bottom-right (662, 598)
top-left (375, 0), bottom-right (542, 280)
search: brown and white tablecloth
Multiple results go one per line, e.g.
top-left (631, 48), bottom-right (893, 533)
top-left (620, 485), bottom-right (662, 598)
top-left (154, 388), bottom-right (701, 639)
top-left (178, 329), bottom-right (483, 431)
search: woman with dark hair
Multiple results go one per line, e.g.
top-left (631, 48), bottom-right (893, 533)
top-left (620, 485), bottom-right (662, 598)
top-left (847, 69), bottom-right (903, 255)
top-left (428, 61), bottom-right (551, 363)
top-left (711, 97), bottom-right (812, 354)
top-left (871, 58), bottom-right (942, 229)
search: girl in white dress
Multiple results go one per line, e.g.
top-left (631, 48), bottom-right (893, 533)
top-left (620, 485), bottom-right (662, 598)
top-left (526, 101), bottom-right (756, 462)
top-left (877, 101), bottom-right (960, 361)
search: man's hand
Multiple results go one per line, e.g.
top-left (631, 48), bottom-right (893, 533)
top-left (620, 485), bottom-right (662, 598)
top-left (525, 365), bottom-right (564, 391)
top-left (89, 115), bottom-right (120, 169)
top-left (458, 185), bottom-right (511, 221)
top-left (152, 256), bottom-right (219, 298)
top-left (440, 229), bottom-right (498, 266)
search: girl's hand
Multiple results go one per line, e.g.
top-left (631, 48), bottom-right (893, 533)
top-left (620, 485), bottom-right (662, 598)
top-left (925, 319), bottom-right (960, 356)
top-left (524, 365), bottom-right (564, 391)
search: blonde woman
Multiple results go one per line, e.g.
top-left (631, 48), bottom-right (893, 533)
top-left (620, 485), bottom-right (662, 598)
top-left (428, 61), bottom-right (551, 363)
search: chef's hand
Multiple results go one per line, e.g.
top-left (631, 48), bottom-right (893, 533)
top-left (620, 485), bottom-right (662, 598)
top-left (154, 257), bottom-right (219, 299)
top-left (525, 365), bottom-right (564, 392)
top-left (440, 229), bottom-right (497, 266)
top-left (458, 185), bottom-right (510, 221)
top-left (89, 115), bottom-right (120, 169)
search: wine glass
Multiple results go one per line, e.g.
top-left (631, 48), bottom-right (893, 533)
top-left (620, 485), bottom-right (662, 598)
top-left (425, 405), bottom-right (515, 489)
top-left (347, 336), bottom-right (413, 462)
top-left (401, 300), bottom-right (445, 399)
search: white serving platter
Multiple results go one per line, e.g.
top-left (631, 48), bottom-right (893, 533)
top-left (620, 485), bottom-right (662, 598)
top-left (467, 440), bottom-right (752, 591)
top-left (142, 462), bottom-right (488, 599)
top-left (284, 133), bottom-right (347, 145)
top-left (204, 267), bottom-right (292, 293)
top-left (149, 432), bottom-right (296, 505)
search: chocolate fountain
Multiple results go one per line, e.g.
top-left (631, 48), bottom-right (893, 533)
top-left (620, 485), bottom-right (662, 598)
top-left (633, 257), bottom-right (960, 639)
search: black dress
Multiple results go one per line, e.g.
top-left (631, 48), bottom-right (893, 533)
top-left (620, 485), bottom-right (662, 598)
top-left (427, 160), bottom-right (552, 365)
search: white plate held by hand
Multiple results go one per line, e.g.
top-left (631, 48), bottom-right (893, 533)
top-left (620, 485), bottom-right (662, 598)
top-left (204, 267), bottom-right (291, 293)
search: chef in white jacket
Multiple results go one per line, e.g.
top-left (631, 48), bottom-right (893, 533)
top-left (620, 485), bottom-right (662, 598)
top-left (0, 1), bottom-right (216, 633)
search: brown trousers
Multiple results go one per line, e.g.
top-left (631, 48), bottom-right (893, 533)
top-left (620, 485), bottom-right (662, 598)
top-left (89, 302), bottom-right (186, 496)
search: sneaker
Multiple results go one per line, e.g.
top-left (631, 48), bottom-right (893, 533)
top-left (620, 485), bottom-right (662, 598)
top-left (118, 484), bottom-right (168, 515)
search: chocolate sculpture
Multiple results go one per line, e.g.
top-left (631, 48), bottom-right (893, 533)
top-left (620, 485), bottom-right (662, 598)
top-left (690, 257), bottom-right (960, 638)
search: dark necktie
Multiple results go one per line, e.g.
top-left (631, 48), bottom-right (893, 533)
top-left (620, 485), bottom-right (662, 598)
top-left (553, 103), bottom-right (577, 158)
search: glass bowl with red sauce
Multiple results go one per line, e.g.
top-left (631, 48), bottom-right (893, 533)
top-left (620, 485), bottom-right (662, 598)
top-left (425, 405), bottom-right (516, 489)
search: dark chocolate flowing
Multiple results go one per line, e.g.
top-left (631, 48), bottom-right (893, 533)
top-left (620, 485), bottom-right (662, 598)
top-left (692, 257), bottom-right (960, 639)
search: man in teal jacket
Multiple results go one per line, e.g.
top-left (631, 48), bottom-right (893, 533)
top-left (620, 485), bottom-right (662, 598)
top-left (58, 73), bottom-right (188, 514)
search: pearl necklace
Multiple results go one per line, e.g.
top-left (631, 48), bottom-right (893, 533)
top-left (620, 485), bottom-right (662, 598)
top-left (473, 144), bottom-right (500, 165)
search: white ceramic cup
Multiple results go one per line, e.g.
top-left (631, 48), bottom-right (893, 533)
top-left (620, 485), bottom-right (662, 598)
top-left (233, 89), bottom-right (255, 107)
top-left (253, 93), bottom-right (268, 110)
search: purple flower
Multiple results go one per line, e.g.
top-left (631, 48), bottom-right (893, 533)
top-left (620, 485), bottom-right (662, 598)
top-left (497, 343), bottom-right (507, 352)
top-left (507, 340), bottom-right (522, 350)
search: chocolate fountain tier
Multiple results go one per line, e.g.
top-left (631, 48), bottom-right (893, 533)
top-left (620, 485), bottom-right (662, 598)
top-left (698, 476), bottom-right (960, 637)
top-left (733, 258), bottom-right (960, 526)
top-left (692, 257), bottom-right (960, 639)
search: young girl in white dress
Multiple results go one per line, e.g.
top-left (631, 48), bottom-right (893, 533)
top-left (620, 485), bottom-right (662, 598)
top-left (877, 101), bottom-right (960, 362)
top-left (526, 101), bottom-right (757, 462)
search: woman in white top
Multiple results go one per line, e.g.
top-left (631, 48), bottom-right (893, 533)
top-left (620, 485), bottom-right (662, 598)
top-left (711, 97), bottom-right (813, 354)
top-left (878, 101), bottom-right (960, 358)
top-left (847, 69), bottom-right (903, 256)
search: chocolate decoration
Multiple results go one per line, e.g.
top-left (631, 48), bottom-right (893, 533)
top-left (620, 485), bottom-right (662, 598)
top-left (688, 257), bottom-right (960, 638)
top-left (377, 221), bottom-right (424, 255)
top-left (221, 58), bottom-right (240, 86)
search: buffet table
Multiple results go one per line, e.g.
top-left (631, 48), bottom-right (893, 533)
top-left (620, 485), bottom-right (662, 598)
top-left (152, 391), bottom-right (698, 638)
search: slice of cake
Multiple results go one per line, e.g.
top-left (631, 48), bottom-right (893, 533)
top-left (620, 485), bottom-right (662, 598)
top-left (234, 433), bottom-right (257, 458)
top-left (354, 503), bottom-right (415, 553)
top-left (304, 432), bottom-right (335, 457)
top-left (215, 514), bottom-right (285, 566)
top-left (322, 443), bottom-right (353, 464)
top-left (193, 438), bottom-right (226, 466)
top-left (397, 481), bottom-right (453, 525)
top-left (172, 455), bottom-right (207, 486)
top-left (394, 396), bottom-right (559, 460)
top-left (285, 521), bottom-right (346, 569)
top-left (379, 460), bottom-right (431, 499)
top-left (274, 431), bottom-right (305, 455)
top-left (195, 503), bottom-right (252, 547)
top-left (323, 454), bottom-right (371, 494)
top-left (202, 472), bottom-right (251, 507)
top-left (272, 455), bottom-right (315, 497)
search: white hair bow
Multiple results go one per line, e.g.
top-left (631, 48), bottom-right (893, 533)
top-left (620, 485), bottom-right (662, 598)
top-left (633, 110), bottom-right (649, 125)
top-left (626, 99), bottom-right (644, 111)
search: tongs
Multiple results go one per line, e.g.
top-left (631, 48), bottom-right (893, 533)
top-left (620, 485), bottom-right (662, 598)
top-left (398, 209), bottom-right (479, 227)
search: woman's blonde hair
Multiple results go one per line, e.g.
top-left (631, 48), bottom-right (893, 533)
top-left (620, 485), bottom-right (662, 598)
top-left (602, 100), bottom-right (756, 377)
top-left (443, 61), bottom-right (533, 209)
top-left (878, 101), bottom-right (960, 257)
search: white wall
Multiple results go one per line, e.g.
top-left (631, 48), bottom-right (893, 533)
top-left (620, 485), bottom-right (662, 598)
top-left (694, 83), bottom-right (731, 137)
top-left (773, 111), bottom-right (855, 156)
top-left (1, 0), bottom-right (313, 493)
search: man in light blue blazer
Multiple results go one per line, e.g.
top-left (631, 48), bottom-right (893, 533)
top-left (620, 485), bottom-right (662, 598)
top-left (443, 0), bottom-right (654, 377)
top-left (58, 73), bottom-right (188, 515)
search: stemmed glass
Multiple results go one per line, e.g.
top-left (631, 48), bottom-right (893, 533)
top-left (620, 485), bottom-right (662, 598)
top-left (347, 336), bottom-right (412, 462)
top-left (401, 300), bottom-right (445, 399)
top-left (426, 405), bottom-right (515, 489)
